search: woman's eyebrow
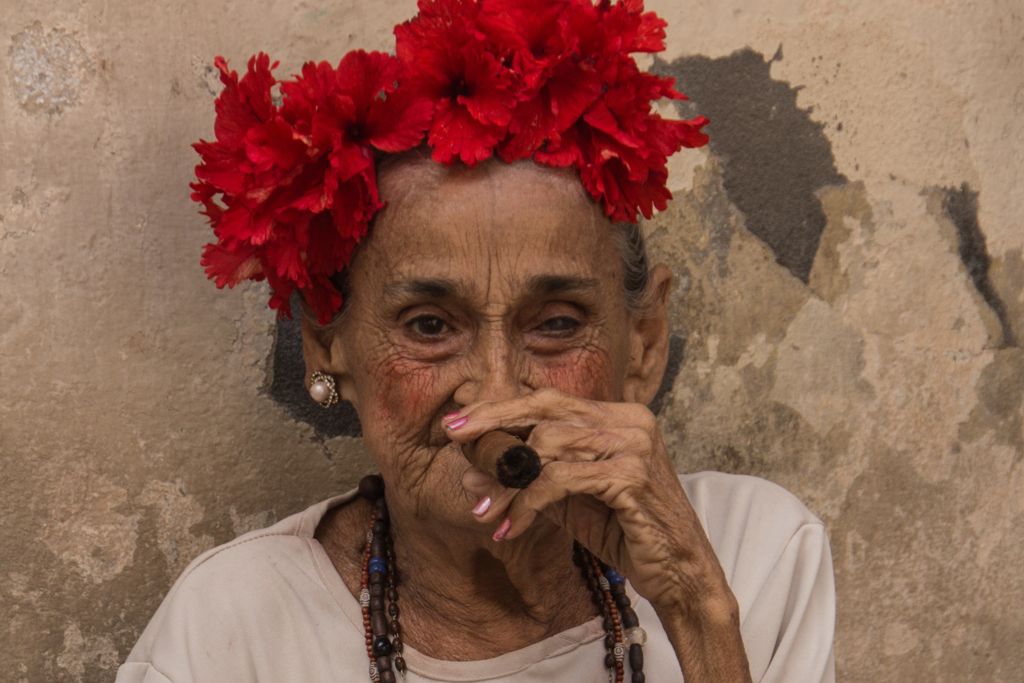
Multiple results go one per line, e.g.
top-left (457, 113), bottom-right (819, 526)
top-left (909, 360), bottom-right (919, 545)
top-left (382, 278), bottom-right (463, 300)
top-left (525, 275), bottom-right (601, 296)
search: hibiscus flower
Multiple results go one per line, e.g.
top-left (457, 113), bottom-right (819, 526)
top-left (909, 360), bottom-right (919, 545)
top-left (395, 0), bottom-right (518, 166)
top-left (478, 0), bottom-right (605, 161)
top-left (192, 51), bottom-right (432, 324)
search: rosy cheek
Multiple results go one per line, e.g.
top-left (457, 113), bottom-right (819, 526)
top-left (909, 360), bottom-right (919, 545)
top-left (373, 356), bottom-right (441, 428)
top-left (538, 349), bottom-right (616, 401)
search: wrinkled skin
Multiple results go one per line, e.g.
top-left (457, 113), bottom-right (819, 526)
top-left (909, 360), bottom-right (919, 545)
top-left (305, 160), bottom-right (752, 682)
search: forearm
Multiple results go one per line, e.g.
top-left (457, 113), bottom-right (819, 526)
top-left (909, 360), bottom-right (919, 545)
top-left (653, 592), bottom-right (753, 683)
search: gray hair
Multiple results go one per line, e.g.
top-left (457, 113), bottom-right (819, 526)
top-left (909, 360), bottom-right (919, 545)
top-left (614, 221), bottom-right (652, 315)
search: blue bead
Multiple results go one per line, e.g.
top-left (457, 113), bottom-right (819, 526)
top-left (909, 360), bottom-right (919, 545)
top-left (604, 569), bottom-right (626, 585)
top-left (368, 558), bottom-right (387, 575)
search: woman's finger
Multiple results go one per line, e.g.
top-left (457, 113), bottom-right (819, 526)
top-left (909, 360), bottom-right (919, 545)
top-left (501, 458), bottom-right (648, 540)
top-left (528, 423), bottom-right (654, 464)
top-left (444, 388), bottom-right (606, 440)
top-left (459, 465), bottom-right (517, 523)
top-left (444, 388), bottom-right (658, 443)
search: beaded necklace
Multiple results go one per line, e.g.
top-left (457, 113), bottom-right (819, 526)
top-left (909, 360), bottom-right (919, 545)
top-left (356, 475), bottom-right (648, 683)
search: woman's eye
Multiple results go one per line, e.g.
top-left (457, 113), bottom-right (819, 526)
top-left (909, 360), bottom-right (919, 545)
top-left (410, 315), bottom-right (449, 337)
top-left (537, 316), bottom-right (580, 334)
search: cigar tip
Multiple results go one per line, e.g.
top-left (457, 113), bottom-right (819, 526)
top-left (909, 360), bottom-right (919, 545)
top-left (496, 444), bottom-right (542, 489)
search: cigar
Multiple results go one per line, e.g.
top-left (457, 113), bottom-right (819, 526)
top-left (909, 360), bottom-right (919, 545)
top-left (462, 430), bottom-right (542, 489)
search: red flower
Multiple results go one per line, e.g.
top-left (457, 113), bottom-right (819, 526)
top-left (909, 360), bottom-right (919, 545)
top-left (192, 51), bottom-right (432, 324)
top-left (477, 0), bottom-right (605, 160)
top-left (194, 0), bottom-right (712, 322)
top-left (395, 0), bottom-right (518, 166)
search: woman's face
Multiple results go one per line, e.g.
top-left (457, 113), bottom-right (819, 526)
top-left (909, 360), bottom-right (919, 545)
top-left (314, 160), bottom-right (661, 527)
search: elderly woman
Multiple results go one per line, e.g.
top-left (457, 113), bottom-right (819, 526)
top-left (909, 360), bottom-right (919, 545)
top-left (116, 2), bottom-right (835, 682)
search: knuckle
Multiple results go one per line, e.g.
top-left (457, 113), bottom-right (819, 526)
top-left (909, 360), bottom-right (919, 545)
top-left (629, 428), bottom-right (654, 454)
top-left (534, 387), bottom-right (561, 403)
top-left (628, 404), bottom-right (658, 432)
top-left (529, 421), bottom-right (558, 444)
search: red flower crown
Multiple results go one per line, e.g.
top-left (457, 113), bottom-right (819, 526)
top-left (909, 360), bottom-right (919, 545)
top-left (191, 0), bottom-right (709, 324)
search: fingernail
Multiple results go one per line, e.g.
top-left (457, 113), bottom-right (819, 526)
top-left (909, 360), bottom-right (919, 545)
top-left (493, 517), bottom-right (511, 542)
top-left (472, 496), bottom-right (492, 516)
top-left (443, 412), bottom-right (461, 421)
top-left (447, 416), bottom-right (469, 431)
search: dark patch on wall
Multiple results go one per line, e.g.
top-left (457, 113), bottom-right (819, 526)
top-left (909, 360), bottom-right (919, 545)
top-left (941, 183), bottom-right (1018, 348)
top-left (269, 310), bottom-right (362, 440)
top-left (653, 48), bottom-right (846, 282)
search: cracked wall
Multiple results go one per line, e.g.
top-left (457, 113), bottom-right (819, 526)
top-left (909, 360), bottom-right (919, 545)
top-left (1, 1), bottom-right (1022, 682)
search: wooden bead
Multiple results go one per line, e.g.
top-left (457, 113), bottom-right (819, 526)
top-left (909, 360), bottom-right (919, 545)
top-left (621, 607), bottom-right (640, 629)
top-left (370, 583), bottom-right (385, 597)
top-left (380, 671), bottom-right (396, 683)
top-left (371, 635), bottom-right (392, 657)
top-left (358, 475), bottom-right (385, 501)
top-left (394, 656), bottom-right (406, 673)
top-left (629, 644), bottom-right (643, 672)
top-left (388, 620), bottom-right (401, 635)
top-left (632, 672), bottom-right (646, 683)
top-left (388, 602), bottom-right (400, 617)
top-left (371, 612), bottom-right (388, 637)
top-left (376, 655), bottom-right (392, 672)
top-left (370, 596), bottom-right (385, 612)
top-left (387, 588), bottom-right (398, 601)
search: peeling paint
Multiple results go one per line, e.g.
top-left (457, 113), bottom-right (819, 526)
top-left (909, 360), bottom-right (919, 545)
top-left (41, 470), bottom-right (139, 584)
top-left (8, 22), bottom-right (91, 115)
top-left (138, 480), bottom-right (215, 580)
top-left (939, 184), bottom-right (1017, 347)
top-left (55, 624), bottom-right (119, 683)
top-left (771, 298), bottom-right (873, 434)
top-left (229, 506), bottom-right (277, 537)
top-left (654, 48), bottom-right (846, 282)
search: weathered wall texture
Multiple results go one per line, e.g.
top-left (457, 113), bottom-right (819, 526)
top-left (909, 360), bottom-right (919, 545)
top-left (1, 1), bottom-right (1021, 681)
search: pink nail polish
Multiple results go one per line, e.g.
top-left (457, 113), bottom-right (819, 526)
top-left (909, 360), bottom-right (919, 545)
top-left (447, 416), bottom-right (468, 430)
top-left (472, 496), bottom-right (492, 516)
top-left (493, 517), bottom-right (511, 542)
top-left (443, 412), bottom-right (461, 421)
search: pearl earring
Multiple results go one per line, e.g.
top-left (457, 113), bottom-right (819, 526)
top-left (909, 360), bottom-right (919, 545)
top-left (309, 371), bottom-right (339, 408)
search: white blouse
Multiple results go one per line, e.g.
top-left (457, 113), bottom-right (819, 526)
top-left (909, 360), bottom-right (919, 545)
top-left (116, 471), bottom-right (836, 683)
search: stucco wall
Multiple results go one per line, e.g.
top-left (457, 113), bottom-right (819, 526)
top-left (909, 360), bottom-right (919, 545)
top-left (1, 1), bottom-right (1021, 681)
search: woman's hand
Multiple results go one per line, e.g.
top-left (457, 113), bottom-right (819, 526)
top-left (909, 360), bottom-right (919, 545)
top-left (445, 387), bottom-right (753, 683)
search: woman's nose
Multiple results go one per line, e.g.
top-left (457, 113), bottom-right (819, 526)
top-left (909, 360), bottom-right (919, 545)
top-left (452, 329), bottom-right (530, 406)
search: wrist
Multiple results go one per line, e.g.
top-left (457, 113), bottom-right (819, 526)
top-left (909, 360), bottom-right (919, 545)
top-left (652, 588), bottom-right (751, 683)
top-left (653, 588), bottom-right (740, 636)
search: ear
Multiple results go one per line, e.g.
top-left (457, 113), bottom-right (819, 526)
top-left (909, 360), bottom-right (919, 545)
top-left (621, 264), bottom-right (673, 406)
top-left (300, 315), bottom-right (359, 407)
